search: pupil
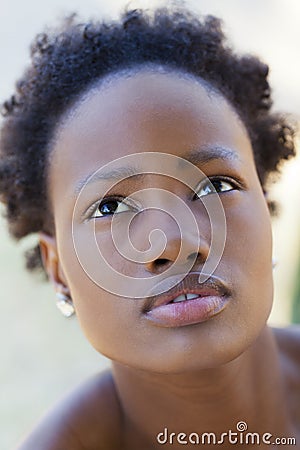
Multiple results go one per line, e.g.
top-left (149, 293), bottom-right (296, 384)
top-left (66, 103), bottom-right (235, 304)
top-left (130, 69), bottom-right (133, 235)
top-left (99, 200), bottom-right (118, 215)
top-left (211, 180), bottom-right (222, 191)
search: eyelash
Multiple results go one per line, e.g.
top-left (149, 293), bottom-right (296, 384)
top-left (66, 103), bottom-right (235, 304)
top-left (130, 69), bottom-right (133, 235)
top-left (86, 176), bottom-right (243, 220)
top-left (192, 175), bottom-right (242, 200)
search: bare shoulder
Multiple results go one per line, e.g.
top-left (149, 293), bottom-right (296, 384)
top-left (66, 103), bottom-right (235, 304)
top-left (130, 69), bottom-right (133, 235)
top-left (273, 324), bottom-right (300, 363)
top-left (273, 324), bottom-right (300, 380)
top-left (15, 369), bottom-right (123, 450)
top-left (273, 324), bottom-right (300, 422)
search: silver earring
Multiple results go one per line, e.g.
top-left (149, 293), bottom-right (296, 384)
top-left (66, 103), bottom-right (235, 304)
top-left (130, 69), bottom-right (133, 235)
top-left (56, 292), bottom-right (75, 317)
top-left (272, 257), bottom-right (278, 269)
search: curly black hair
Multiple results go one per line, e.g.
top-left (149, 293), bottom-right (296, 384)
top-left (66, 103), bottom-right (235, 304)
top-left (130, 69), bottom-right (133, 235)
top-left (0, 6), bottom-right (297, 272)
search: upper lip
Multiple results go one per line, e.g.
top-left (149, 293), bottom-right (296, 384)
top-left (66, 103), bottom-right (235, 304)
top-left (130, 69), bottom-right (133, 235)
top-left (143, 272), bottom-right (231, 313)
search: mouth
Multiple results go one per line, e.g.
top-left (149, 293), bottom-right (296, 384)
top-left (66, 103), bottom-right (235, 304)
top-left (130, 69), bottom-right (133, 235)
top-left (143, 272), bottom-right (231, 328)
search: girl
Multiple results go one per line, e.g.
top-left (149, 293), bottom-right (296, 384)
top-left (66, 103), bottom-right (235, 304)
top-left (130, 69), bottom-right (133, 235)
top-left (0, 5), bottom-right (299, 449)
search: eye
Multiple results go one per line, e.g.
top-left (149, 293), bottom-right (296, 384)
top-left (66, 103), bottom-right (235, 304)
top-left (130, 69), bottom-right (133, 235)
top-left (194, 177), bottom-right (236, 199)
top-left (90, 197), bottom-right (133, 219)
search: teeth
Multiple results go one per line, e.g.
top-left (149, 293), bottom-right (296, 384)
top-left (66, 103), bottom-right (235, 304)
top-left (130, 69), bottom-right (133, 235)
top-left (172, 293), bottom-right (199, 303)
top-left (172, 294), bottom-right (186, 303)
top-left (186, 293), bottom-right (199, 300)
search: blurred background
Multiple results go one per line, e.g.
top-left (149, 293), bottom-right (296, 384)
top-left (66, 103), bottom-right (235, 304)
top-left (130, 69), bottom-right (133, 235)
top-left (0, 0), bottom-right (299, 448)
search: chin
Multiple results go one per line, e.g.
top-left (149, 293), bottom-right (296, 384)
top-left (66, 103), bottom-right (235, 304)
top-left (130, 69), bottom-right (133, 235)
top-left (119, 323), bottom-right (268, 375)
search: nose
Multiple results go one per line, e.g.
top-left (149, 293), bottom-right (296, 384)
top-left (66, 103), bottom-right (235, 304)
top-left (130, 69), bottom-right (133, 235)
top-left (132, 208), bottom-right (210, 275)
top-left (146, 232), bottom-right (210, 275)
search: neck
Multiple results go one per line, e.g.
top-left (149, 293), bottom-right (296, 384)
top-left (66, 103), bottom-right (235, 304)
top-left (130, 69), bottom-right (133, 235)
top-left (112, 326), bottom-right (292, 447)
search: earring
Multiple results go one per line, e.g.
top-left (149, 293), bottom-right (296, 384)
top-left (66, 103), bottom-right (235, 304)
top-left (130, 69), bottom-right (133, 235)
top-left (56, 292), bottom-right (75, 317)
top-left (272, 257), bottom-right (278, 269)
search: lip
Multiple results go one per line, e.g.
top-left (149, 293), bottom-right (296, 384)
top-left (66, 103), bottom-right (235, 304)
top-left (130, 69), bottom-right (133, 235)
top-left (143, 272), bottom-right (231, 328)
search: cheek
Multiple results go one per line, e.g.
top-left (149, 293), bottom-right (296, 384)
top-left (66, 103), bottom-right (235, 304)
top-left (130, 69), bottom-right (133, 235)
top-left (56, 226), bottom-right (151, 363)
top-left (223, 189), bottom-right (273, 322)
top-left (227, 191), bottom-right (272, 267)
top-left (57, 230), bottom-right (122, 334)
top-left (73, 282), bottom-right (138, 359)
top-left (59, 241), bottom-right (142, 360)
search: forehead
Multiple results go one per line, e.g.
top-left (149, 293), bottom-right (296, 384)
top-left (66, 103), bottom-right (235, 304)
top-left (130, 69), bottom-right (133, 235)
top-left (49, 69), bottom-right (252, 198)
top-left (55, 68), bottom-right (245, 142)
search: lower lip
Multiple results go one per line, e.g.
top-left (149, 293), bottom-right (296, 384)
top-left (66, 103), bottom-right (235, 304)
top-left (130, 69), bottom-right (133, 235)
top-left (145, 295), bottom-right (229, 327)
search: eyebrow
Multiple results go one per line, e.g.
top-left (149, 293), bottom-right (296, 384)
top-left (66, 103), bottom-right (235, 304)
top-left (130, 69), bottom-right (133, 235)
top-left (75, 145), bottom-right (239, 194)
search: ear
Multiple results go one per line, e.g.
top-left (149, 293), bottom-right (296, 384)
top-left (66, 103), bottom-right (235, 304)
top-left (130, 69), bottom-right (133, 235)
top-left (262, 188), bottom-right (269, 205)
top-left (263, 190), bottom-right (276, 216)
top-left (38, 232), bottom-right (70, 295)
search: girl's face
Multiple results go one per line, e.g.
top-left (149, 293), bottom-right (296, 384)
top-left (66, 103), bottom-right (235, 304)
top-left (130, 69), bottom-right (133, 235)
top-left (45, 69), bottom-right (273, 373)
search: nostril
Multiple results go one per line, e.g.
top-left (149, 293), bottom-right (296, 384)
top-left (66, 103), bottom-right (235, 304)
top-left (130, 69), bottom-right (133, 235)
top-left (187, 252), bottom-right (199, 261)
top-left (154, 258), bottom-right (170, 267)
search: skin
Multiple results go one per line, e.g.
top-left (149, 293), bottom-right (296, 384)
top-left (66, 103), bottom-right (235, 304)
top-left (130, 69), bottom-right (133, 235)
top-left (16, 69), bottom-right (300, 449)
